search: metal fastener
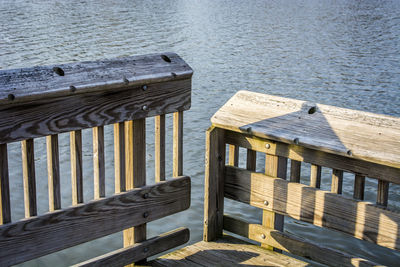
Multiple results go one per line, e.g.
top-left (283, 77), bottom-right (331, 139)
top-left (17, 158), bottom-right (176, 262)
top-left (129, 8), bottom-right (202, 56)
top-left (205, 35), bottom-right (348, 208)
top-left (143, 193), bottom-right (149, 199)
top-left (142, 85), bottom-right (147, 91)
top-left (143, 212), bottom-right (149, 218)
top-left (144, 247), bottom-right (149, 253)
top-left (142, 105), bottom-right (148, 111)
top-left (264, 200), bottom-right (269, 206)
top-left (261, 234), bottom-right (266, 239)
top-left (294, 138), bottom-right (299, 145)
top-left (265, 143), bottom-right (270, 149)
top-left (347, 150), bottom-right (352, 156)
top-left (70, 85), bottom-right (76, 92)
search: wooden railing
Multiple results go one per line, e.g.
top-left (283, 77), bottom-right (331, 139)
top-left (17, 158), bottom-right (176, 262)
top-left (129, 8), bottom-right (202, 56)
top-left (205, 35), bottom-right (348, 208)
top-left (204, 91), bottom-right (400, 266)
top-left (0, 53), bottom-right (193, 266)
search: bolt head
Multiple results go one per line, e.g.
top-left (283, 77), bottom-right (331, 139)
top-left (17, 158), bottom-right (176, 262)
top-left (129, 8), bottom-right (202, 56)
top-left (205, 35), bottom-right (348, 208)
top-left (142, 85), bottom-right (147, 91)
top-left (144, 247), bottom-right (149, 253)
top-left (261, 234), bottom-right (266, 239)
top-left (265, 143), bottom-right (270, 149)
top-left (143, 193), bottom-right (149, 199)
top-left (264, 200), bottom-right (269, 206)
top-left (143, 212), bottom-right (149, 218)
top-left (142, 105), bottom-right (148, 111)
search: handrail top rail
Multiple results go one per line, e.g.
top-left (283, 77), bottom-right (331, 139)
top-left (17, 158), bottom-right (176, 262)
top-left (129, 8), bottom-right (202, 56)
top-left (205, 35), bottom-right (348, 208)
top-left (0, 52), bottom-right (193, 105)
top-left (212, 90), bottom-right (400, 169)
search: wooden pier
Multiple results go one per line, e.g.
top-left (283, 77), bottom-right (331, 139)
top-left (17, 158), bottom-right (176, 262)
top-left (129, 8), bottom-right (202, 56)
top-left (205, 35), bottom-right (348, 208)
top-left (1, 55), bottom-right (400, 266)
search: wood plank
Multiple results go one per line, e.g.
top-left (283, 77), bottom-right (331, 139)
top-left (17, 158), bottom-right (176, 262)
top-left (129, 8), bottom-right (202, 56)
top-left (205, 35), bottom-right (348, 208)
top-left (223, 215), bottom-right (381, 267)
top-left (224, 166), bottom-right (400, 251)
top-left (211, 90), bottom-right (400, 169)
top-left (0, 176), bottom-right (191, 266)
top-left (155, 115), bottom-right (166, 182)
top-left (377, 180), bottom-right (389, 207)
top-left (246, 149), bottom-right (256, 171)
top-left (228, 145), bottom-right (239, 167)
top-left (46, 134), bottom-right (61, 211)
top-left (353, 174), bottom-right (365, 200)
top-left (124, 119), bottom-right (146, 265)
top-left (114, 122), bottom-right (126, 193)
top-left (0, 144), bottom-right (10, 224)
top-left (225, 130), bottom-right (400, 184)
top-left (310, 164), bottom-right (321, 188)
top-left (290, 160), bottom-right (301, 183)
top-left (331, 169), bottom-right (343, 194)
top-left (21, 139), bottom-right (37, 217)
top-left (0, 79), bottom-right (191, 144)
top-left (173, 111), bottom-right (183, 177)
top-left (73, 227), bottom-right (189, 267)
top-left (93, 126), bottom-right (105, 199)
top-left (70, 130), bottom-right (83, 205)
top-left (203, 126), bottom-right (225, 241)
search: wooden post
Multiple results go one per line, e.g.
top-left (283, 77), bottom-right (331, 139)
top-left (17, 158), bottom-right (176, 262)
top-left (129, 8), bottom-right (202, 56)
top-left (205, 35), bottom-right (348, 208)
top-left (263, 154), bottom-right (287, 251)
top-left (377, 180), bottom-right (389, 206)
top-left (290, 160), bottom-right (301, 183)
top-left (353, 174), bottom-right (365, 200)
top-left (331, 169), bottom-right (343, 194)
top-left (0, 144), bottom-right (11, 224)
top-left (155, 115), bottom-right (166, 182)
top-left (114, 122), bottom-right (126, 193)
top-left (173, 111), bottom-right (183, 177)
top-left (46, 135), bottom-right (61, 211)
top-left (21, 139), bottom-right (37, 217)
top-left (310, 164), bottom-right (321, 188)
top-left (93, 126), bottom-right (105, 199)
top-left (204, 126), bottom-right (225, 241)
top-left (70, 130), bottom-right (83, 205)
top-left (228, 145), bottom-right (239, 167)
top-left (246, 149), bottom-right (256, 171)
top-left (124, 119), bottom-right (146, 265)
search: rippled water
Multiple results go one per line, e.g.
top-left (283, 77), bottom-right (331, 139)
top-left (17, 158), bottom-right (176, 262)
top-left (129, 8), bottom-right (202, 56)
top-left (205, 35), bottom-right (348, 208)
top-left (1, 0), bottom-right (400, 266)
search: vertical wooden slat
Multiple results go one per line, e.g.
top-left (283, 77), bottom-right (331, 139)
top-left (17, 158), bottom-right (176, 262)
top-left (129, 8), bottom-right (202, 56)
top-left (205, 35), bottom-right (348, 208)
top-left (114, 122), bottom-right (125, 193)
top-left (46, 135), bottom-right (61, 211)
top-left (246, 149), bottom-right (256, 171)
top-left (155, 115), bottom-right (166, 182)
top-left (263, 154), bottom-right (287, 251)
top-left (204, 127), bottom-right (225, 241)
top-left (377, 179), bottom-right (389, 206)
top-left (21, 139), bottom-right (37, 217)
top-left (353, 174), bottom-right (365, 200)
top-left (310, 164), bottom-right (321, 188)
top-left (173, 111), bottom-right (183, 177)
top-left (290, 160), bottom-right (301, 183)
top-left (0, 144), bottom-right (11, 224)
top-left (70, 130), bottom-right (83, 205)
top-left (124, 119), bottom-right (146, 266)
top-left (331, 169), bottom-right (343, 194)
top-left (228, 145), bottom-right (239, 167)
top-left (93, 126), bottom-right (105, 199)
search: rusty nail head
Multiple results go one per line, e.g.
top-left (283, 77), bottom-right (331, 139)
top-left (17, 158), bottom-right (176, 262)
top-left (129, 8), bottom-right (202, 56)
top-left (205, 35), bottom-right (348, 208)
top-left (261, 234), bottom-right (266, 239)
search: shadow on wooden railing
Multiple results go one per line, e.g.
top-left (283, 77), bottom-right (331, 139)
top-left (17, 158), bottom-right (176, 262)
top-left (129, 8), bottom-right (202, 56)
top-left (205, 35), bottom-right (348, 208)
top-left (204, 90), bottom-right (400, 266)
top-left (0, 53), bottom-right (193, 266)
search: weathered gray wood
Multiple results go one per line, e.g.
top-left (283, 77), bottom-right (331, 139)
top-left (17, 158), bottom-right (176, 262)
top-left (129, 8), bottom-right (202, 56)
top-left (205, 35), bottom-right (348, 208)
top-left (74, 227), bottom-right (190, 267)
top-left (0, 176), bottom-right (191, 266)
top-left (0, 79), bottom-right (191, 144)
top-left (353, 174), bottom-right (365, 200)
top-left (224, 166), bottom-right (400, 251)
top-left (225, 130), bottom-right (400, 184)
top-left (310, 164), bottom-right (321, 188)
top-left (155, 115), bottom-right (166, 182)
top-left (246, 149), bottom-right (256, 171)
top-left (0, 144), bottom-right (10, 224)
top-left (70, 130), bottom-right (83, 205)
top-left (223, 215), bottom-right (381, 267)
top-left (93, 126), bottom-right (105, 199)
top-left (21, 139), bottom-right (37, 217)
top-left (377, 180), bottom-right (389, 207)
top-left (212, 90), bottom-right (400, 170)
top-left (46, 134), bottom-right (61, 211)
top-left (290, 160), bottom-right (301, 183)
top-left (114, 122), bottom-right (125, 193)
top-left (173, 111), bottom-right (183, 177)
top-left (228, 145), bottom-right (239, 167)
top-left (331, 169), bottom-right (343, 194)
top-left (204, 127), bottom-right (225, 241)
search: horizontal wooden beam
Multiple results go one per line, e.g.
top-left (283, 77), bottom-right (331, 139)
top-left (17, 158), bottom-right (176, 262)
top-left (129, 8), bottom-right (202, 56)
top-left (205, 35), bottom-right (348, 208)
top-left (223, 215), bottom-right (380, 267)
top-left (224, 166), bottom-right (400, 251)
top-left (0, 176), bottom-right (190, 266)
top-left (225, 130), bottom-right (400, 184)
top-left (73, 227), bottom-right (190, 267)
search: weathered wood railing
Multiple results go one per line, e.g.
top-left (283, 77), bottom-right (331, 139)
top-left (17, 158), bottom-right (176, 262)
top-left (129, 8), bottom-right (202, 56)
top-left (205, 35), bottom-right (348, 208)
top-left (204, 90), bottom-right (400, 266)
top-left (0, 53), bottom-right (193, 266)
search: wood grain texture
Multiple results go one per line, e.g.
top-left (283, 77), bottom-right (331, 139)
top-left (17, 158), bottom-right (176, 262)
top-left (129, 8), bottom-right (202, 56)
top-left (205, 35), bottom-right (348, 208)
top-left (114, 122), bottom-right (126, 193)
top-left (0, 176), bottom-right (191, 266)
top-left (225, 130), bottom-right (400, 184)
top-left (223, 215), bottom-right (381, 267)
top-left (93, 126), bottom-right (105, 199)
top-left (74, 227), bottom-right (190, 267)
top-left (0, 144), bottom-right (10, 224)
top-left (70, 130), bottom-right (83, 205)
top-left (155, 115), bottom-right (166, 182)
top-left (203, 127), bottom-right (225, 241)
top-left (331, 169), bottom-right (343, 194)
top-left (46, 135), bottom-right (61, 211)
top-left (0, 79), bottom-right (191, 144)
top-left (173, 111), bottom-right (183, 177)
top-left (377, 180), bottom-right (389, 207)
top-left (228, 145), bottom-right (239, 167)
top-left (310, 164), bottom-right (322, 188)
top-left (21, 139), bottom-right (37, 217)
top-left (212, 90), bottom-right (400, 170)
top-left (290, 160), bottom-right (301, 183)
top-left (224, 166), bottom-right (400, 251)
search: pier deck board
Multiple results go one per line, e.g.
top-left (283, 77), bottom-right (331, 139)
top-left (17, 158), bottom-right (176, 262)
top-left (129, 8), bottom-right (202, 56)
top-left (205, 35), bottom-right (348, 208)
top-left (150, 235), bottom-right (311, 266)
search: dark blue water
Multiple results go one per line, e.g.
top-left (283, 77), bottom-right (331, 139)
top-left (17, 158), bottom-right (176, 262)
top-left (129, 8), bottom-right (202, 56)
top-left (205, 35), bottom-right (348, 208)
top-left (1, 0), bottom-right (400, 265)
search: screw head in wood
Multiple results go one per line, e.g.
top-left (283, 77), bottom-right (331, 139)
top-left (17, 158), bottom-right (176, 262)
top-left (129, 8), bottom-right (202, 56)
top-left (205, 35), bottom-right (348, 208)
top-left (143, 193), bottom-right (149, 199)
top-left (143, 212), bottom-right (149, 218)
top-left (69, 85), bottom-right (76, 92)
top-left (144, 247), bottom-right (149, 253)
top-left (142, 85), bottom-right (147, 91)
top-left (264, 200), bottom-right (269, 206)
top-left (261, 234), bottom-right (266, 239)
top-left (265, 143), bottom-right (270, 149)
top-left (347, 150), bottom-right (352, 156)
top-left (142, 105), bottom-right (148, 111)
